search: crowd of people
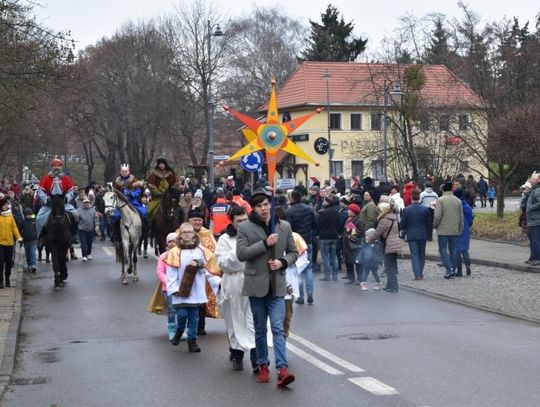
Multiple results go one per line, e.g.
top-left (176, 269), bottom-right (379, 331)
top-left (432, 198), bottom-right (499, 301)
top-left (1, 158), bottom-right (539, 387)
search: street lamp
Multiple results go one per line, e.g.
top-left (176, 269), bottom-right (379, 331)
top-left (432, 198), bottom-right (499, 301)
top-left (382, 80), bottom-right (403, 182)
top-left (206, 20), bottom-right (224, 189)
top-left (323, 68), bottom-right (332, 183)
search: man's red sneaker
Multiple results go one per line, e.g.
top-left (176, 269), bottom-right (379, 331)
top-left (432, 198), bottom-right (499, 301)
top-left (277, 367), bottom-right (295, 387)
top-left (256, 364), bottom-right (270, 383)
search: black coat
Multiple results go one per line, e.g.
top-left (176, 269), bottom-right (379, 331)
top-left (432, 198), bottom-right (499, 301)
top-left (286, 201), bottom-right (318, 244)
top-left (317, 205), bottom-right (339, 240)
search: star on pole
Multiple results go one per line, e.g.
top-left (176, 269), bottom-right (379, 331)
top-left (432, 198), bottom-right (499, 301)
top-left (224, 79), bottom-right (321, 187)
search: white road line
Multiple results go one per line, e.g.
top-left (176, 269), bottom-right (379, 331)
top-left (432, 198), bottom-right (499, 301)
top-left (287, 343), bottom-right (344, 376)
top-left (348, 377), bottom-right (398, 396)
top-left (102, 246), bottom-right (115, 256)
top-left (289, 333), bottom-right (365, 372)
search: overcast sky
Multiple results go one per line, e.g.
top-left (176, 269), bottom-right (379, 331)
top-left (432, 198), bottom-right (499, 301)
top-left (34, 0), bottom-right (539, 53)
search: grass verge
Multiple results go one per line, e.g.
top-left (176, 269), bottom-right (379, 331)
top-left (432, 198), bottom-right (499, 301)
top-left (471, 211), bottom-right (526, 243)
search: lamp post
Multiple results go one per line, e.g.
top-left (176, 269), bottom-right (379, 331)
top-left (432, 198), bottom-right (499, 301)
top-left (64, 48), bottom-right (75, 175)
top-left (382, 80), bottom-right (403, 182)
top-left (323, 68), bottom-right (332, 183)
top-left (206, 20), bottom-right (223, 189)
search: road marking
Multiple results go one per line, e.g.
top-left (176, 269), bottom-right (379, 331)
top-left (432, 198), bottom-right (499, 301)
top-left (287, 343), bottom-right (344, 375)
top-left (348, 377), bottom-right (398, 395)
top-left (289, 333), bottom-right (365, 372)
top-left (102, 247), bottom-right (115, 256)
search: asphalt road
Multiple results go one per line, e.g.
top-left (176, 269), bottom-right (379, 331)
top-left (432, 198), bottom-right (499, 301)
top-left (3, 241), bottom-right (540, 407)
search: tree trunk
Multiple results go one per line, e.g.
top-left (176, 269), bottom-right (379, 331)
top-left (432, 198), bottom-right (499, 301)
top-left (496, 181), bottom-right (506, 219)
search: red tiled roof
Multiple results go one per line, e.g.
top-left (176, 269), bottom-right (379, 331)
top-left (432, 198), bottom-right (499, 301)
top-left (263, 61), bottom-right (484, 111)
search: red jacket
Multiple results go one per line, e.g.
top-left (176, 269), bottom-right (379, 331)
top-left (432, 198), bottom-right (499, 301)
top-left (39, 173), bottom-right (75, 195)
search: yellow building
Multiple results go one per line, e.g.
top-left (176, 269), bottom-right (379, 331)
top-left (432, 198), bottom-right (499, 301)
top-left (262, 61), bottom-right (485, 187)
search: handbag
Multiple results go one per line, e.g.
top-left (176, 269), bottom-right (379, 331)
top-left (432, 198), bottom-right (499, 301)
top-left (146, 280), bottom-right (167, 314)
top-left (178, 264), bottom-right (199, 297)
top-left (347, 233), bottom-right (363, 250)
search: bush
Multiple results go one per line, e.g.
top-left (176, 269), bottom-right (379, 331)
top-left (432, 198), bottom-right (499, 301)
top-left (471, 211), bottom-right (526, 242)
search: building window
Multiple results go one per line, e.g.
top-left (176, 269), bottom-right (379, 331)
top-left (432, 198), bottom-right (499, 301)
top-left (420, 116), bottom-right (431, 132)
top-left (458, 114), bottom-right (469, 131)
top-left (371, 113), bottom-right (381, 131)
top-left (330, 161), bottom-right (343, 177)
top-left (350, 113), bottom-right (362, 130)
top-left (351, 160), bottom-right (364, 179)
top-left (439, 114), bottom-right (450, 131)
top-left (372, 160), bottom-right (383, 180)
top-left (329, 113), bottom-right (342, 130)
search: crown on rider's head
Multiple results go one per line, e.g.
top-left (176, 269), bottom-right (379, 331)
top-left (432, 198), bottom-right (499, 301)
top-left (120, 163), bottom-right (130, 171)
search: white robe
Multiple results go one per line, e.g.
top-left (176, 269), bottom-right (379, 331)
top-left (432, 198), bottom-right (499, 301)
top-left (215, 233), bottom-right (255, 351)
top-left (166, 247), bottom-right (207, 306)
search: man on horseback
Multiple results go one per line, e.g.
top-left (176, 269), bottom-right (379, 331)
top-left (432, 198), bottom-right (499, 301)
top-left (36, 158), bottom-right (79, 238)
top-left (147, 157), bottom-right (179, 223)
top-left (111, 164), bottom-right (147, 243)
top-left (112, 164), bottom-right (147, 220)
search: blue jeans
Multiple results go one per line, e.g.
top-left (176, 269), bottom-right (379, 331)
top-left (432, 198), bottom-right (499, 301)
top-left (438, 235), bottom-right (457, 274)
top-left (78, 230), bottom-right (94, 257)
top-left (24, 242), bottom-right (37, 267)
top-left (98, 216), bottom-right (108, 239)
top-left (162, 291), bottom-right (176, 326)
top-left (298, 243), bottom-right (314, 299)
top-left (320, 239), bottom-right (338, 279)
top-left (408, 240), bottom-right (426, 278)
top-left (532, 225), bottom-right (540, 260)
top-left (175, 306), bottom-right (200, 341)
top-left (249, 295), bottom-right (288, 368)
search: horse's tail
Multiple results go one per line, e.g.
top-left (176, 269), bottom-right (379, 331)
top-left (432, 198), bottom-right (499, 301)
top-left (115, 241), bottom-right (124, 264)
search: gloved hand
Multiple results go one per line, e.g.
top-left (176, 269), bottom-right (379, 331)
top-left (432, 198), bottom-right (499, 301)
top-left (18, 239), bottom-right (23, 248)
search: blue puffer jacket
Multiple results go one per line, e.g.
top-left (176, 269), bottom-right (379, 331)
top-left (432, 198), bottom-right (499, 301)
top-left (456, 199), bottom-right (474, 251)
top-left (286, 201), bottom-right (318, 244)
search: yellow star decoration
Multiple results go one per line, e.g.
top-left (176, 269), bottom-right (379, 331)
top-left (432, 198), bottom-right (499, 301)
top-left (224, 79), bottom-right (321, 187)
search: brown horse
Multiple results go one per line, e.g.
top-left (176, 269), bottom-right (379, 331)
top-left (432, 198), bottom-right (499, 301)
top-left (153, 187), bottom-right (181, 254)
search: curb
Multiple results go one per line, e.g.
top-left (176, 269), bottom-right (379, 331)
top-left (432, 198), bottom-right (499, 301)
top-left (400, 284), bottom-right (540, 326)
top-left (0, 264), bottom-right (24, 399)
top-left (401, 253), bottom-right (540, 274)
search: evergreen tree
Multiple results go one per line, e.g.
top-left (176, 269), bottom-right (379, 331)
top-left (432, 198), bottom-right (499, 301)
top-left (424, 18), bottom-right (451, 66)
top-left (301, 4), bottom-right (367, 62)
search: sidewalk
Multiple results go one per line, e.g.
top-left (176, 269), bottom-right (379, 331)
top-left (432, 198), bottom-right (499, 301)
top-left (0, 239), bottom-right (539, 399)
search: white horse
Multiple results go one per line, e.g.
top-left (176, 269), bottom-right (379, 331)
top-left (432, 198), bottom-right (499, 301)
top-left (103, 188), bottom-right (143, 285)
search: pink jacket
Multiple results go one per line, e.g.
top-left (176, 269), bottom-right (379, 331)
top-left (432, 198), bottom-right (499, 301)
top-left (156, 251), bottom-right (168, 291)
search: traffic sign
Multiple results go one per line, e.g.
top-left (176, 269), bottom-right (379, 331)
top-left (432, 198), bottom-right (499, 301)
top-left (240, 151), bottom-right (264, 173)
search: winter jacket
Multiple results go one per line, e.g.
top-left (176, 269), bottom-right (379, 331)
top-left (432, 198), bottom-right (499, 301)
top-left (456, 199), bottom-right (474, 251)
top-left (342, 215), bottom-right (365, 264)
top-left (526, 183), bottom-right (540, 226)
top-left (0, 212), bottom-right (22, 246)
top-left (286, 201), bottom-right (318, 244)
top-left (317, 205), bottom-right (339, 240)
top-left (360, 200), bottom-right (378, 230)
top-left (236, 213), bottom-right (298, 298)
top-left (433, 191), bottom-right (464, 236)
top-left (367, 212), bottom-right (401, 254)
top-left (419, 188), bottom-right (438, 208)
top-left (477, 178), bottom-right (488, 194)
top-left (20, 216), bottom-right (38, 244)
top-left (400, 202), bottom-right (430, 241)
top-left (77, 207), bottom-right (97, 232)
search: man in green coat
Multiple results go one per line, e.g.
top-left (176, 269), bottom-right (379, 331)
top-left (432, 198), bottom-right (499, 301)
top-left (236, 188), bottom-right (298, 387)
top-left (434, 181), bottom-right (464, 278)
